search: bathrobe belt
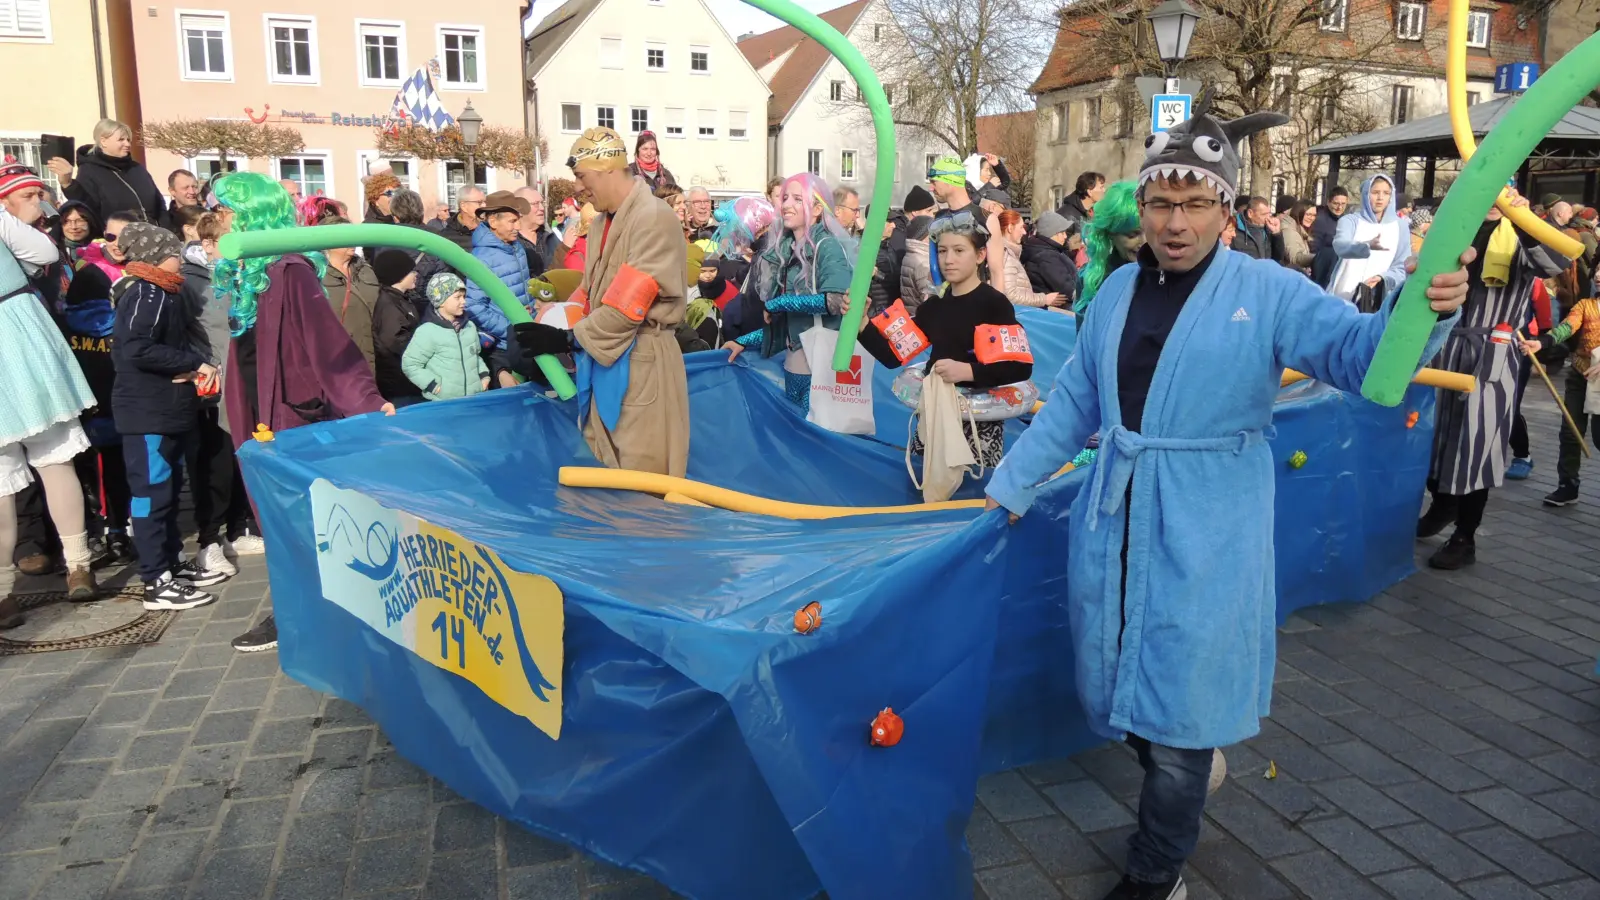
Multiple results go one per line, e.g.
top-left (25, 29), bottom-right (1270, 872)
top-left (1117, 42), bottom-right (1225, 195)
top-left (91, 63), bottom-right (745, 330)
top-left (1086, 423), bottom-right (1278, 533)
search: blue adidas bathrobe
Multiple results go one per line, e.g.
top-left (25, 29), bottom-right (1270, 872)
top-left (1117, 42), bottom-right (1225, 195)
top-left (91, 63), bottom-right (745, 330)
top-left (986, 245), bottom-right (1458, 750)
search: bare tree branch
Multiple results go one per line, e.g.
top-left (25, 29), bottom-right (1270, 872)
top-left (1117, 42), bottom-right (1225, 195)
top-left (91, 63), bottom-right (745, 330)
top-left (374, 125), bottom-right (548, 171)
top-left (143, 120), bottom-right (305, 164)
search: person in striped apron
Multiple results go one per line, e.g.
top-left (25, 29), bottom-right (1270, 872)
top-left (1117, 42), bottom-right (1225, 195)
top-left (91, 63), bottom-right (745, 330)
top-left (1418, 196), bottom-right (1566, 569)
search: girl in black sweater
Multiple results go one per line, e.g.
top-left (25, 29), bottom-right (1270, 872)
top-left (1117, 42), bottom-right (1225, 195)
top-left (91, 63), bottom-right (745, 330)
top-left (853, 212), bottom-right (1033, 466)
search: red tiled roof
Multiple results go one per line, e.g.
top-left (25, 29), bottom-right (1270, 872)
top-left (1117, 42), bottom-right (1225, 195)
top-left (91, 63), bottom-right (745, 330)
top-left (738, 0), bottom-right (872, 128)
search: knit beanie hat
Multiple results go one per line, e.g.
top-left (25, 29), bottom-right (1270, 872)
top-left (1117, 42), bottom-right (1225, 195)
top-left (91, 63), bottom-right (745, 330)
top-left (929, 156), bottom-right (966, 187)
top-left (118, 222), bottom-right (184, 266)
top-left (903, 185), bottom-right (935, 214)
top-left (0, 160), bottom-right (45, 199)
top-left (426, 272), bottom-right (464, 307)
top-left (1034, 210), bottom-right (1075, 239)
top-left (363, 172), bottom-right (402, 207)
top-left (372, 249), bottom-right (416, 287)
top-left (1580, 206), bottom-right (1598, 222)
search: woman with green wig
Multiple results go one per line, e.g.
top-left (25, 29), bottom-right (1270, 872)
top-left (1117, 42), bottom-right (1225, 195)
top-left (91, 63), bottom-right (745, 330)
top-left (212, 171), bottom-right (391, 653)
top-left (1075, 180), bottom-right (1144, 316)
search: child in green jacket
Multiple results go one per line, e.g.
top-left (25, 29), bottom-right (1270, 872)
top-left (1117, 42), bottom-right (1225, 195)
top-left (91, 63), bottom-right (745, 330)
top-left (403, 274), bottom-right (490, 401)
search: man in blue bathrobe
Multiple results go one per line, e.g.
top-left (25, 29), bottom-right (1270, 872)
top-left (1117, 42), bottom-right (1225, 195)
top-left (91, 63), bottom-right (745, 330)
top-left (984, 106), bottom-right (1476, 900)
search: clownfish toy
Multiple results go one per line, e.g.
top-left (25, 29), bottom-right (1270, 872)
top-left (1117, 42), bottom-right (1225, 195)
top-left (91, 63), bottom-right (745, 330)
top-left (869, 708), bottom-right (904, 747)
top-left (793, 601), bottom-right (822, 635)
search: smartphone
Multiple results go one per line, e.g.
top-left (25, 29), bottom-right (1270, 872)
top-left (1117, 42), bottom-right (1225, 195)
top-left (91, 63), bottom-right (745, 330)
top-left (41, 134), bottom-right (74, 165)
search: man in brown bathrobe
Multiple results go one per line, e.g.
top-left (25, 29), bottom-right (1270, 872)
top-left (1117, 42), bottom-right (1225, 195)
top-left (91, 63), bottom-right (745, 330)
top-left (515, 128), bottom-right (690, 476)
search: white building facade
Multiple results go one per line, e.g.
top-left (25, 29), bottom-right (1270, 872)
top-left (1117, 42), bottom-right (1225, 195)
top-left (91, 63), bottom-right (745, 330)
top-left (525, 0), bottom-right (771, 197)
top-left (739, 0), bottom-right (947, 210)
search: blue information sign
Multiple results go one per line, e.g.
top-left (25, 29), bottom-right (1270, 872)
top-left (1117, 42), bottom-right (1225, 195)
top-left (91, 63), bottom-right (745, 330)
top-left (1151, 94), bottom-right (1192, 133)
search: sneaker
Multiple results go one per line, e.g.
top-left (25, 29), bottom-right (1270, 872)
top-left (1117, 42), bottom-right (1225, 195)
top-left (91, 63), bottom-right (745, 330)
top-left (1544, 481), bottom-right (1581, 507)
top-left (143, 573), bottom-right (216, 611)
top-left (199, 542), bottom-right (238, 578)
top-left (1416, 501), bottom-right (1456, 539)
top-left (1506, 457), bottom-right (1534, 480)
top-left (66, 567), bottom-right (99, 603)
top-left (1100, 875), bottom-right (1186, 900)
top-left (0, 594), bottom-right (23, 630)
top-left (1428, 533), bottom-right (1477, 570)
top-left (232, 615), bottom-right (278, 652)
top-left (229, 533), bottom-right (266, 557)
top-left (173, 557), bottom-right (230, 588)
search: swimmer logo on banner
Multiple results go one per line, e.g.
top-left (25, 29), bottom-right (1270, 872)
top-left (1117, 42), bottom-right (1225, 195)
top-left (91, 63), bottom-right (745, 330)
top-left (309, 480), bottom-right (563, 739)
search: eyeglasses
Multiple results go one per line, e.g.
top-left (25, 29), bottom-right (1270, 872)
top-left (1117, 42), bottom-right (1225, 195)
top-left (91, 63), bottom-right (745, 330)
top-left (1139, 198), bottom-right (1221, 218)
top-left (839, 205), bottom-right (861, 213)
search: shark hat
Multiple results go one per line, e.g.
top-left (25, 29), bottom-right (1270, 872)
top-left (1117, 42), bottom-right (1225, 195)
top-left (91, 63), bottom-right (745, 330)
top-left (1137, 98), bottom-right (1289, 205)
top-left (567, 128), bottom-right (629, 174)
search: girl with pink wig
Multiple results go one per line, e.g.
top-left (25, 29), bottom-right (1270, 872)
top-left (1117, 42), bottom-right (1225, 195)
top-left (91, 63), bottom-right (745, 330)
top-left (723, 173), bottom-right (855, 411)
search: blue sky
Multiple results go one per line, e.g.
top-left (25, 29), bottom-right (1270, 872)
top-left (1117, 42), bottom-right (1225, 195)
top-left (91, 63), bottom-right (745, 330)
top-left (703, 0), bottom-right (848, 40)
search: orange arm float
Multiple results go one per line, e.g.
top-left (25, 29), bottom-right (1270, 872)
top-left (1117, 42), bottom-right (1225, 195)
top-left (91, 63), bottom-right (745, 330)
top-left (1446, 0), bottom-right (1581, 260)
top-left (600, 264), bottom-right (660, 323)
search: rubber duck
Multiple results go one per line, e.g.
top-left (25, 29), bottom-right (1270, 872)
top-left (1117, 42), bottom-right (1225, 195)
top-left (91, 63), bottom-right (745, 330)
top-left (253, 423), bottom-right (275, 442)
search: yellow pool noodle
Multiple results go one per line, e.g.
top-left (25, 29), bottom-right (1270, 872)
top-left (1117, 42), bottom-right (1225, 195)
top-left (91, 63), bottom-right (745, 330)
top-left (1445, 0), bottom-right (1581, 260)
top-left (1282, 367), bottom-right (1475, 392)
top-left (558, 468), bottom-right (986, 519)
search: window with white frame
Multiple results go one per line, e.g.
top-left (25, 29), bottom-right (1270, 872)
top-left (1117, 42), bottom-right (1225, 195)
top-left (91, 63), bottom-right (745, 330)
top-left (1465, 10), bottom-right (1490, 48)
top-left (829, 80), bottom-right (844, 101)
top-left (357, 153), bottom-right (416, 193)
top-left (1396, 1), bottom-right (1425, 40)
top-left (696, 109), bottom-right (716, 139)
top-left (665, 107), bottom-right (685, 137)
top-left (729, 110), bottom-right (748, 140)
top-left (631, 107), bottom-right (649, 134)
top-left (188, 156), bottom-right (240, 183)
top-left (357, 21), bottom-right (403, 85)
top-left (266, 15), bottom-right (316, 84)
top-left (646, 41), bottom-right (666, 70)
top-left (180, 12), bottom-right (232, 80)
top-left (839, 151), bottom-right (857, 182)
top-left (1391, 84), bottom-right (1414, 125)
top-left (0, 138), bottom-right (60, 196)
top-left (443, 161), bottom-right (488, 208)
top-left (1319, 0), bottom-right (1346, 32)
top-left (1, 0), bottom-right (51, 41)
top-left (599, 36), bottom-right (622, 69)
top-left (807, 150), bottom-right (823, 176)
top-left (561, 103), bottom-right (581, 133)
top-left (438, 26), bottom-right (484, 88)
top-left (596, 106), bottom-right (616, 130)
top-left (276, 154), bottom-right (331, 198)
top-left (924, 153), bottom-right (937, 178)
top-left (690, 45), bottom-right (709, 73)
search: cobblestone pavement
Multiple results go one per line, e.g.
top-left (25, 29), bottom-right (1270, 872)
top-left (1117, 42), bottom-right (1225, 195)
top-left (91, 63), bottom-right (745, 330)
top-left (1, 395), bottom-right (1597, 900)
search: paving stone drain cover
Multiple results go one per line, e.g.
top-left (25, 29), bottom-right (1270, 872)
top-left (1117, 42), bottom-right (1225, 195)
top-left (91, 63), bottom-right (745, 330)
top-left (0, 589), bottom-right (176, 655)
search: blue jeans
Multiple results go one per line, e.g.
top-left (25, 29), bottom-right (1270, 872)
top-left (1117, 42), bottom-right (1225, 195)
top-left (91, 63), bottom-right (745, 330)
top-left (1124, 735), bottom-right (1213, 884)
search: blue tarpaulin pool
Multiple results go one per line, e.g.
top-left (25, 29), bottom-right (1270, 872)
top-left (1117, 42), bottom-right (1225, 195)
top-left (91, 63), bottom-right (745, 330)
top-left (239, 308), bottom-right (1437, 900)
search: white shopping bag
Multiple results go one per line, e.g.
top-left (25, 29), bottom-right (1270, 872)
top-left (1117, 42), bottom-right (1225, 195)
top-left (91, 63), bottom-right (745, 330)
top-left (800, 316), bottom-right (876, 434)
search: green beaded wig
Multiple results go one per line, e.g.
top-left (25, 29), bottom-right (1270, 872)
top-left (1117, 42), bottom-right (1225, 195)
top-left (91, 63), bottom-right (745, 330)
top-left (1076, 180), bottom-right (1140, 316)
top-left (211, 172), bottom-right (326, 336)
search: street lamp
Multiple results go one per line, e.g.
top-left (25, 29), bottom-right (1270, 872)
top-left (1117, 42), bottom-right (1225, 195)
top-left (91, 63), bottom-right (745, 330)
top-left (458, 100), bottom-right (484, 195)
top-left (1146, 0), bottom-right (1201, 93)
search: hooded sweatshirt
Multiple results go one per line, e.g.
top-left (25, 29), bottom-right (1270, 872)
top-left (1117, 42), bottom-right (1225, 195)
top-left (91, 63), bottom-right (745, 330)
top-left (1330, 175), bottom-right (1411, 302)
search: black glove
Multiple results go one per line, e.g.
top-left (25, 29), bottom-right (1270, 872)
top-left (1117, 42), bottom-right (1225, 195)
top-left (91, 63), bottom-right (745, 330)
top-left (513, 321), bottom-right (576, 358)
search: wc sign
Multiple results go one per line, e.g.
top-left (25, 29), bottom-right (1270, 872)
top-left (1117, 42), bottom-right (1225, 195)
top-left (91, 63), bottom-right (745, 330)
top-left (1152, 94), bottom-right (1192, 133)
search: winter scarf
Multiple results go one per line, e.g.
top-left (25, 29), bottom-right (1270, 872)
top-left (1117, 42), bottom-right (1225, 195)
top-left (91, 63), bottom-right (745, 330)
top-left (126, 261), bottom-right (185, 293)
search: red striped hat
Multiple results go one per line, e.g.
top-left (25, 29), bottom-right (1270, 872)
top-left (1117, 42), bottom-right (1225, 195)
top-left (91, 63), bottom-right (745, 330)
top-left (0, 157), bottom-right (45, 199)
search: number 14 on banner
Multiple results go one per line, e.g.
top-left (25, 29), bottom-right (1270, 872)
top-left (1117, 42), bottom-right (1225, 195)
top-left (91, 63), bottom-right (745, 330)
top-left (1152, 94), bottom-right (1192, 133)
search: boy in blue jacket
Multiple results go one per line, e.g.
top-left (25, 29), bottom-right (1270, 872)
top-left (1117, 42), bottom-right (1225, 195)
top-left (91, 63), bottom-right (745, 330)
top-left (110, 224), bottom-right (228, 611)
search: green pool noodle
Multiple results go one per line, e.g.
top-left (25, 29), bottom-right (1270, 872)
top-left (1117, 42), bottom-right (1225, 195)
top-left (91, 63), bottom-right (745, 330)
top-left (1360, 31), bottom-right (1600, 407)
top-left (741, 0), bottom-right (894, 372)
top-left (219, 224), bottom-right (577, 400)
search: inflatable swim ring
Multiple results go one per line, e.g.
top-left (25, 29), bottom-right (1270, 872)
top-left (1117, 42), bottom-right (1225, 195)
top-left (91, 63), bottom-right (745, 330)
top-left (891, 368), bottom-right (1039, 422)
